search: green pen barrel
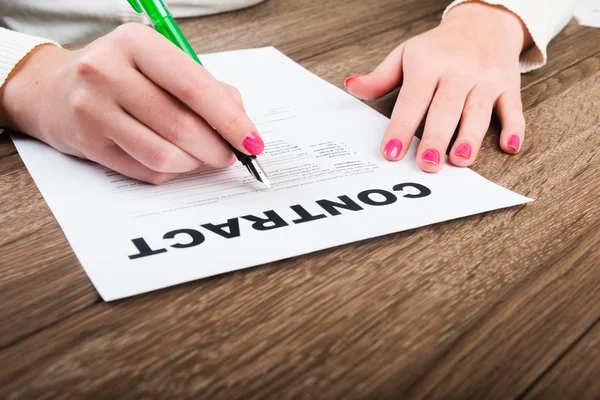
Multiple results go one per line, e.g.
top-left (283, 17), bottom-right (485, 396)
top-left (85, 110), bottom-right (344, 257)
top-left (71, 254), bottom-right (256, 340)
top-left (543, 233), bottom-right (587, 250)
top-left (154, 16), bottom-right (203, 66)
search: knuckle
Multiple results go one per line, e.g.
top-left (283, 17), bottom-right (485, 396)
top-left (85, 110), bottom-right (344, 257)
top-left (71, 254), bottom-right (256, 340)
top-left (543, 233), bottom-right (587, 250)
top-left (112, 23), bottom-right (143, 44)
top-left (179, 84), bottom-right (194, 104)
top-left (73, 52), bottom-right (115, 84)
top-left (226, 84), bottom-right (242, 99)
top-left (512, 116), bottom-right (526, 131)
top-left (219, 112), bottom-right (244, 135)
top-left (170, 114), bottom-right (195, 142)
top-left (397, 88), bottom-right (427, 107)
top-left (407, 60), bottom-right (439, 80)
top-left (503, 98), bottom-right (525, 118)
top-left (147, 147), bottom-right (176, 172)
top-left (74, 55), bottom-right (101, 79)
top-left (463, 100), bottom-right (489, 115)
top-left (69, 89), bottom-right (91, 115)
top-left (180, 81), bottom-right (199, 104)
top-left (434, 93), bottom-right (456, 110)
top-left (180, 74), bottom-right (209, 104)
top-left (502, 112), bottom-right (526, 133)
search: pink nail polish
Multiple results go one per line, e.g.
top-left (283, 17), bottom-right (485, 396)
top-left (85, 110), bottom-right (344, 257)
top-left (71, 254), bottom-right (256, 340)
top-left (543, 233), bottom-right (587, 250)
top-left (383, 138), bottom-right (403, 160)
top-left (508, 135), bottom-right (521, 152)
top-left (243, 131), bottom-right (264, 155)
top-left (422, 148), bottom-right (440, 166)
top-left (344, 74), bottom-right (363, 88)
top-left (455, 143), bottom-right (472, 159)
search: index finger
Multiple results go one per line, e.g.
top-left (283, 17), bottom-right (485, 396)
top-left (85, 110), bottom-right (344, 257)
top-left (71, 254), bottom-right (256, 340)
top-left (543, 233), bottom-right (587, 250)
top-left (123, 24), bottom-right (264, 156)
top-left (380, 71), bottom-right (438, 161)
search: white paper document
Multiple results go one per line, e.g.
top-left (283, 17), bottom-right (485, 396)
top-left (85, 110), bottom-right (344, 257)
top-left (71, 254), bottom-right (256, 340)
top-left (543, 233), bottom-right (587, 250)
top-left (12, 47), bottom-right (532, 301)
top-left (575, 0), bottom-right (600, 28)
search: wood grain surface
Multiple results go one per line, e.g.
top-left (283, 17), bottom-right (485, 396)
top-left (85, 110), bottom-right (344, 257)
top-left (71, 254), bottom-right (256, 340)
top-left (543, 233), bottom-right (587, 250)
top-left (0, 0), bottom-right (599, 398)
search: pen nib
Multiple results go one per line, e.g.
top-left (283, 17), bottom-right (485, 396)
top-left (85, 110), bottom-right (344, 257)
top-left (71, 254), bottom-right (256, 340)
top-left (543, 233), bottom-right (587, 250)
top-left (246, 159), bottom-right (272, 190)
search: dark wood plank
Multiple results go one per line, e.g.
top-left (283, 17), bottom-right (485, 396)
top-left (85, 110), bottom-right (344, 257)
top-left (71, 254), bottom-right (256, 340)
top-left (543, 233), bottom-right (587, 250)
top-left (0, 46), bottom-right (598, 399)
top-left (178, 0), bottom-right (447, 59)
top-left (521, 52), bottom-right (600, 111)
top-left (0, 152), bottom-right (21, 175)
top-left (391, 221), bottom-right (600, 399)
top-left (521, 22), bottom-right (600, 90)
top-left (0, 159), bottom-right (98, 349)
top-left (0, 132), bottom-right (16, 159)
top-left (523, 319), bottom-right (600, 400)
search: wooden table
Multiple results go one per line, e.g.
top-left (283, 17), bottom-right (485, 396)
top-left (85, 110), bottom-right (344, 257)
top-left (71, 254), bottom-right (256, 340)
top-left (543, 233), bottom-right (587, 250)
top-left (1, 1), bottom-right (599, 398)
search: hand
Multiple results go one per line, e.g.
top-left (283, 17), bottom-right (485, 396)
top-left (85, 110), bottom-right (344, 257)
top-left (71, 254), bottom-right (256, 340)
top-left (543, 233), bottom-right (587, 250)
top-left (0, 23), bottom-right (264, 184)
top-left (345, 1), bottom-right (533, 172)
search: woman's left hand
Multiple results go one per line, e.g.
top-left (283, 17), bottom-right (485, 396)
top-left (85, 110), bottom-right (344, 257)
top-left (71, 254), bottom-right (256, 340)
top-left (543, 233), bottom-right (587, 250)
top-left (345, 1), bottom-right (533, 172)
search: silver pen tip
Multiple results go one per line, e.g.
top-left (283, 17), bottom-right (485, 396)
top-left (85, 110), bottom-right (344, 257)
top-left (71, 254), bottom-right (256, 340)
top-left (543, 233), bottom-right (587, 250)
top-left (260, 172), bottom-right (272, 190)
top-left (248, 159), bottom-right (272, 190)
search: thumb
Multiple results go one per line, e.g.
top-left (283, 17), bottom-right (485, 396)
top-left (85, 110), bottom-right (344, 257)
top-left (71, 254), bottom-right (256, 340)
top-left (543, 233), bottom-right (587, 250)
top-left (344, 42), bottom-right (405, 101)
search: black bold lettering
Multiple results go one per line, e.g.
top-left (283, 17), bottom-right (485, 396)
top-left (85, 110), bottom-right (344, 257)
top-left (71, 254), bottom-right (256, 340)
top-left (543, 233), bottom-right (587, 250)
top-left (357, 189), bottom-right (397, 206)
top-left (201, 218), bottom-right (241, 239)
top-left (128, 238), bottom-right (167, 260)
top-left (290, 205), bottom-right (327, 224)
top-left (163, 229), bottom-right (205, 249)
top-left (393, 182), bottom-right (431, 198)
top-left (242, 210), bottom-right (289, 231)
top-left (316, 195), bottom-right (363, 216)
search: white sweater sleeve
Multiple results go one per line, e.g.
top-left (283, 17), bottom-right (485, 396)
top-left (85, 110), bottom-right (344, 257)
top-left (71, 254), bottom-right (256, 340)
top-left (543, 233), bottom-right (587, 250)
top-left (444, 0), bottom-right (575, 73)
top-left (0, 28), bottom-right (59, 89)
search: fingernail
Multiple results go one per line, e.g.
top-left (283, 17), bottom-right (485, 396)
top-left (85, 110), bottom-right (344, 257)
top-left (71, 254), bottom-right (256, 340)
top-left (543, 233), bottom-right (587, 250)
top-left (243, 131), bottom-right (264, 155)
top-left (228, 155), bottom-right (237, 167)
top-left (455, 143), bottom-right (472, 159)
top-left (508, 135), bottom-right (521, 152)
top-left (383, 138), bottom-right (403, 160)
top-left (344, 74), bottom-right (364, 88)
top-left (422, 148), bottom-right (440, 166)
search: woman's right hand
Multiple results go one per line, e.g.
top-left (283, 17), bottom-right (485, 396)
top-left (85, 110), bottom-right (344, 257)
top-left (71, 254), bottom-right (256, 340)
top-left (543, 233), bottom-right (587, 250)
top-left (0, 23), bottom-right (264, 184)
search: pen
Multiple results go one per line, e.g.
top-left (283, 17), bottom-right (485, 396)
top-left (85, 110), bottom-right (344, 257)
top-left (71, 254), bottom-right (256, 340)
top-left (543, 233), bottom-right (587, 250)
top-left (127, 0), bottom-right (271, 189)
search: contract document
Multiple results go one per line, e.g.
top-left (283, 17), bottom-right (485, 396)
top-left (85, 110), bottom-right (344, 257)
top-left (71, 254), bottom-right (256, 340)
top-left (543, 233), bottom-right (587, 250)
top-left (12, 47), bottom-right (532, 301)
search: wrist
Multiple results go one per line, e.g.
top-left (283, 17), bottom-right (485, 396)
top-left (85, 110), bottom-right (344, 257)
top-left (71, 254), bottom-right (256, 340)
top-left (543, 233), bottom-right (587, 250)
top-left (0, 45), bottom-right (69, 134)
top-left (444, 1), bottom-right (534, 53)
